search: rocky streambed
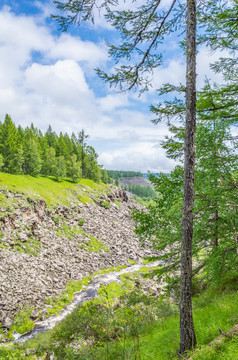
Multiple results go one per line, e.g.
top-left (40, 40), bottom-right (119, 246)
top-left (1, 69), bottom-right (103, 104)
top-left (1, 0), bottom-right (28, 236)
top-left (0, 187), bottom-right (157, 337)
top-left (11, 260), bottom-right (164, 345)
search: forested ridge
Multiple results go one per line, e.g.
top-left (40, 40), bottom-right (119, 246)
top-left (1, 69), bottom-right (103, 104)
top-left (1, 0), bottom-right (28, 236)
top-left (0, 115), bottom-right (108, 183)
top-left (107, 170), bottom-right (143, 180)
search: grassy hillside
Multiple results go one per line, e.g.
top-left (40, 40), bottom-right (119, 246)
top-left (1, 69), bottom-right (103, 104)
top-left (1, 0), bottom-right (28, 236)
top-left (0, 172), bottom-right (112, 208)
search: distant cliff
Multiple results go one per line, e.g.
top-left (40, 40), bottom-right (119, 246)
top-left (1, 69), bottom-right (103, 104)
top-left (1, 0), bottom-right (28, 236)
top-left (119, 176), bottom-right (152, 188)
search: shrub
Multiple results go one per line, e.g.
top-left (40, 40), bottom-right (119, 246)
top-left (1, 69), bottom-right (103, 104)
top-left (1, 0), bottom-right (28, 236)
top-left (78, 218), bottom-right (85, 226)
top-left (100, 201), bottom-right (111, 209)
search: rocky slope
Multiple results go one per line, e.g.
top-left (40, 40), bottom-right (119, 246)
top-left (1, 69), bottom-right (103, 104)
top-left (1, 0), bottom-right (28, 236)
top-left (0, 182), bottom-right (155, 333)
top-left (119, 176), bottom-right (152, 187)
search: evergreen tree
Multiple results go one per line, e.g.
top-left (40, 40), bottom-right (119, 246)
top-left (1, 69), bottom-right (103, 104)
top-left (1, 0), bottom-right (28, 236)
top-left (0, 116), bottom-right (107, 184)
top-left (101, 169), bottom-right (108, 184)
top-left (84, 146), bottom-right (101, 183)
top-left (78, 129), bottom-right (89, 178)
top-left (42, 147), bottom-right (57, 176)
top-left (24, 139), bottom-right (42, 177)
top-left (54, 156), bottom-right (67, 181)
top-left (63, 133), bottom-right (74, 159)
top-left (45, 125), bottom-right (57, 149)
top-left (0, 154), bottom-right (3, 170)
top-left (134, 105), bottom-right (237, 288)
top-left (0, 114), bottom-right (20, 173)
top-left (56, 132), bottom-right (68, 158)
top-left (17, 125), bottom-right (25, 144)
top-left (11, 146), bottom-right (24, 174)
top-left (67, 154), bottom-right (81, 182)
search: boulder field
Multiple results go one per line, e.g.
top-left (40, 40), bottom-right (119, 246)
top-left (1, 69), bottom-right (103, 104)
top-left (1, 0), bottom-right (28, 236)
top-left (0, 187), bottom-right (155, 331)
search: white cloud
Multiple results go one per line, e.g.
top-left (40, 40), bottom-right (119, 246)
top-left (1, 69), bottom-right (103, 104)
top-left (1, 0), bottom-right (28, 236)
top-left (99, 141), bottom-right (177, 172)
top-left (0, 7), bottom-right (52, 87)
top-left (33, 1), bottom-right (56, 21)
top-left (25, 60), bottom-right (91, 98)
top-left (152, 59), bottom-right (185, 89)
top-left (0, 4), bottom-right (231, 174)
top-left (48, 34), bottom-right (107, 66)
top-left (196, 46), bottom-right (226, 88)
top-left (151, 45), bottom-right (228, 92)
top-left (0, 7), bottom-right (52, 51)
top-left (97, 94), bottom-right (129, 112)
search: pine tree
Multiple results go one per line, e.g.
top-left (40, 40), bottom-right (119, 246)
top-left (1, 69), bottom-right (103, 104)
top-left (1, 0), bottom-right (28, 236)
top-left (63, 133), bottom-right (74, 159)
top-left (78, 129), bottom-right (89, 178)
top-left (42, 147), bottom-right (57, 176)
top-left (67, 154), bottom-right (81, 182)
top-left (101, 169), bottom-right (108, 184)
top-left (0, 154), bottom-right (3, 170)
top-left (134, 87), bottom-right (238, 287)
top-left (45, 125), bottom-right (57, 149)
top-left (54, 156), bottom-right (67, 181)
top-left (11, 146), bottom-right (24, 174)
top-left (24, 139), bottom-right (42, 177)
top-left (56, 133), bottom-right (69, 158)
top-left (0, 114), bottom-right (20, 173)
top-left (0, 116), bottom-right (102, 182)
top-left (84, 146), bottom-right (101, 183)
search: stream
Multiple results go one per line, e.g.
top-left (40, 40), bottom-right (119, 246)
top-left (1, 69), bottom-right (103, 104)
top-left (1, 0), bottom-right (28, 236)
top-left (7, 260), bottom-right (163, 345)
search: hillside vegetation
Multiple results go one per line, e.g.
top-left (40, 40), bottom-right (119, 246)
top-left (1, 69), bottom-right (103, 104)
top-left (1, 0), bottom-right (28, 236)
top-left (1, 264), bottom-right (237, 359)
top-left (0, 173), bottom-right (237, 359)
top-left (0, 172), bottom-right (159, 346)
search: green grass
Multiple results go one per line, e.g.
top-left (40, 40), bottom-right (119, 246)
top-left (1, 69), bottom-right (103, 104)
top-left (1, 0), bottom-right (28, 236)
top-left (52, 280), bottom-right (238, 359)
top-left (80, 234), bottom-right (109, 253)
top-left (9, 307), bottom-right (35, 337)
top-left (114, 199), bottom-right (121, 207)
top-left (56, 224), bottom-right (109, 253)
top-left (1, 278), bottom-right (238, 360)
top-left (13, 236), bottom-right (42, 256)
top-left (95, 264), bottom-right (128, 275)
top-left (97, 274), bottom-right (136, 305)
top-left (142, 256), bottom-right (160, 264)
top-left (0, 172), bottom-right (111, 208)
top-left (189, 337), bottom-right (238, 360)
top-left (78, 218), bottom-right (85, 226)
top-left (137, 288), bottom-right (238, 360)
top-left (56, 224), bottom-right (83, 240)
top-left (46, 276), bottom-right (92, 316)
top-left (100, 200), bottom-right (111, 208)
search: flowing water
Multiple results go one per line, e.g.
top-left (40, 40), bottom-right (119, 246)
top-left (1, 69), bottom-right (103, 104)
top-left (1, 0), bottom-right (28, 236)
top-left (6, 260), bottom-right (163, 345)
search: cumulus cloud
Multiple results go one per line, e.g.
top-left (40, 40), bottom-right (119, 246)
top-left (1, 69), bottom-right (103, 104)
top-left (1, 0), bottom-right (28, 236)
top-left (99, 141), bottom-right (177, 173)
top-left (25, 60), bottom-right (91, 97)
top-left (196, 46), bottom-right (227, 88)
top-left (48, 34), bottom-right (107, 66)
top-left (97, 94), bottom-right (129, 112)
top-left (150, 45), bottom-right (228, 95)
top-left (0, 4), bottom-right (229, 173)
top-left (152, 59), bottom-right (185, 89)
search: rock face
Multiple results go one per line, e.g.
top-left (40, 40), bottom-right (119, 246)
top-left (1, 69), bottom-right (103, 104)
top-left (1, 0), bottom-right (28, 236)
top-left (119, 176), bottom-right (152, 188)
top-left (0, 187), bottom-right (155, 327)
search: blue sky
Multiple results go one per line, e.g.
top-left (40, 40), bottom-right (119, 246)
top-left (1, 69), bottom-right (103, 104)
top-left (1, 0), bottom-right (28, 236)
top-left (0, 0), bottom-right (225, 172)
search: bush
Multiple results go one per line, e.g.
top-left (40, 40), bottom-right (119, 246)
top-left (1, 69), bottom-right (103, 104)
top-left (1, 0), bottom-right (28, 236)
top-left (78, 218), bottom-right (85, 226)
top-left (100, 201), bottom-right (111, 209)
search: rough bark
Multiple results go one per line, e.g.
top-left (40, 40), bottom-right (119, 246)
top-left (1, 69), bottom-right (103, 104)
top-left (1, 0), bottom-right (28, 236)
top-left (179, 0), bottom-right (197, 353)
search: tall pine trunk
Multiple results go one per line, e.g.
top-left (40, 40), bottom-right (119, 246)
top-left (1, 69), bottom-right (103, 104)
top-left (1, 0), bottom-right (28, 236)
top-left (179, 0), bottom-right (197, 353)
